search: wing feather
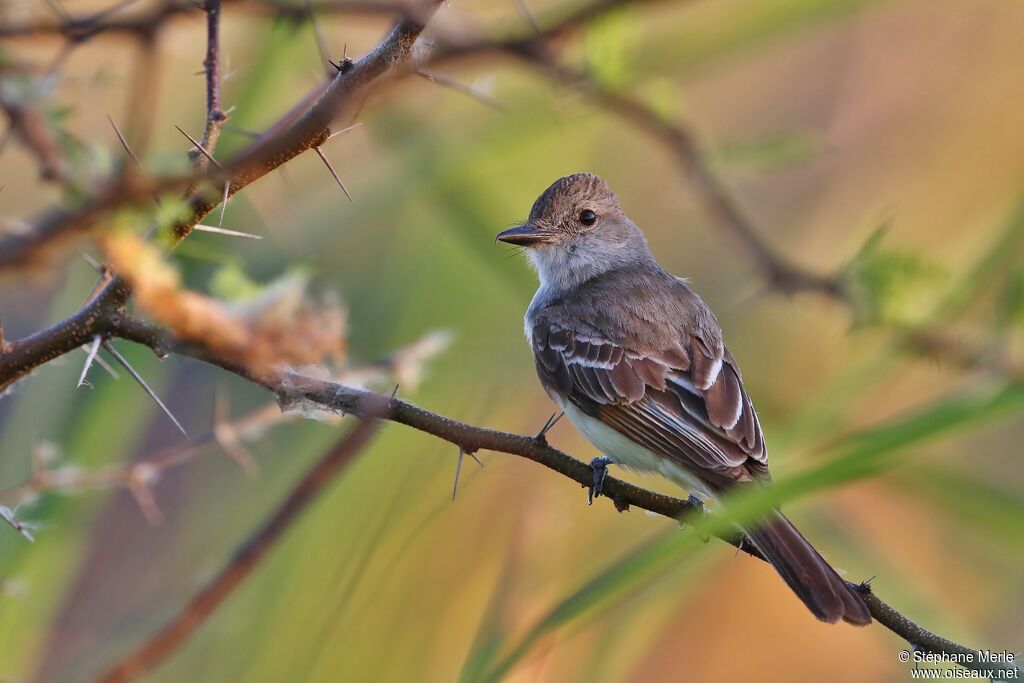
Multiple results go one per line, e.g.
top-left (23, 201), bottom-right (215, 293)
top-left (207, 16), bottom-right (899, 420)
top-left (531, 320), bottom-right (767, 483)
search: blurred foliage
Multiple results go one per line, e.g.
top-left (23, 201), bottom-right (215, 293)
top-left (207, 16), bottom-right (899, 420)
top-left (840, 226), bottom-right (945, 327)
top-left (0, 1), bottom-right (1022, 683)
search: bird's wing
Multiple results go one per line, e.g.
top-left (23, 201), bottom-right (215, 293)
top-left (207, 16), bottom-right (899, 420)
top-left (531, 318), bottom-right (768, 485)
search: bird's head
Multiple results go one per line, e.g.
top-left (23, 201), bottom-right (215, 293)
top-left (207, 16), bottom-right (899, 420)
top-left (497, 173), bottom-right (652, 291)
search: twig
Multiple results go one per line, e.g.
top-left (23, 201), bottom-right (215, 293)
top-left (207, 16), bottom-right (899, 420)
top-left (0, 403), bottom-right (286, 508)
top-left (193, 0), bottom-right (225, 171)
top-left (93, 414), bottom-right (381, 683)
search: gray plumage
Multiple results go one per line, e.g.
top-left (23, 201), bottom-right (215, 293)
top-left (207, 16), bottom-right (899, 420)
top-left (498, 172), bottom-right (871, 626)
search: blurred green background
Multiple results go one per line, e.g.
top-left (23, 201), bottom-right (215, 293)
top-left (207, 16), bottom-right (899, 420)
top-left (1, 0), bottom-right (1023, 681)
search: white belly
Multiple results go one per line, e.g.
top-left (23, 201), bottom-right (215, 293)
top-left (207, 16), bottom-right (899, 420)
top-left (559, 401), bottom-right (717, 502)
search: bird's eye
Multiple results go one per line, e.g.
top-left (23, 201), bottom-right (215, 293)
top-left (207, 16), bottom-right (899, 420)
top-left (579, 210), bottom-right (597, 226)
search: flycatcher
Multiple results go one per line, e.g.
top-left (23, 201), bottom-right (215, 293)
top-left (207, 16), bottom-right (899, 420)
top-left (497, 173), bottom-right (870, 625)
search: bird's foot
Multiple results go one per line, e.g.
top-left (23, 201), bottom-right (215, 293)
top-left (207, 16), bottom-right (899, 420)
top-left (533, 412), bottom-right (564, 447)
top-left (687, 494), bottom-right (710, 543)
top-left (588, 456), bottom-right (613, 505)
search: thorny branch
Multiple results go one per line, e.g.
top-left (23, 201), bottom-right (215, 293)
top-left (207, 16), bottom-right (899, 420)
top-left (192, 0), bottom-right (225, 172)
top-left (0, 1), bottom-right (444, 392)
top-left (64, 309), bottom-right (1016, 682)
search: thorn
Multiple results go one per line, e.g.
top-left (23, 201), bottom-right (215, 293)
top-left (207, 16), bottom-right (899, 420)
top-left (305, 0), bottom-right (332, 72)
top-left (109, 114), bottom-right (161, 206)
top-left (451, 446), bottom-right (465, 501)
top-left (218, 181), bottom-right (230, 227)
top-left (466, 450), bottom-right (484, 468)
top-left (0, 506), bottom-right (35, 543)
top-left (390, 384), bottom-right (400, 398)
top-left (174, 124), bottom-right (222, 169)
top-left (313, 146), bottom-right (352, 201)
top-left (86, 347), bottom-right (121, 379)
top-left (416, 70), bottom-right (504, 113)
top-left (102, 341), bottom-right (188, 438)
top-left (222, 64), bottom-right (251, 82)
top-left (77, 335), bottom-right (102, 388)
top-left (107, 114), bottom-right (144, 169)
top-left (534, 411), bottom-right (563, 445)
top-left (328, 55), bottom-right (355, 73)
top-left (223, 123), bottom-right (261, 139)
top-left (194, 224), bottom-right (262, 239)
top-left (513, 0), bottom-right (542, 34)
top-left (80, 251), bottom-right (103, 272)
top-left (325, 122), bottom-right (363, 141)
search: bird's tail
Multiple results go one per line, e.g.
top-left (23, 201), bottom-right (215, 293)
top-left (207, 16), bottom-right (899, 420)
top-left (742, 511), bottom-right (871, 625)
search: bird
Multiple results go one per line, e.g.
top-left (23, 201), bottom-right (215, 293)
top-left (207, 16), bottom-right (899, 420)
top-left (496, 172), bottom-right (871, 625)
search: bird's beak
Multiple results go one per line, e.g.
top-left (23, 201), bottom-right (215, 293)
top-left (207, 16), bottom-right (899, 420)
top-left (496, 223), bottom-right (547, 246)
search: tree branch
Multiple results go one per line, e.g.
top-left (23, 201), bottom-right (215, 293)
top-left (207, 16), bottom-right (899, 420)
top-left (0, 1), bottom-right (440, 268)
top-left (82, 311), bottom-right (1018, 680)
top-left (0, 0), bottom-right (443, 389)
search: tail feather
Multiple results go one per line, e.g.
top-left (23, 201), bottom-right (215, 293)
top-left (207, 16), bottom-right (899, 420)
top-left (743, 511), bottom-right (871, 626)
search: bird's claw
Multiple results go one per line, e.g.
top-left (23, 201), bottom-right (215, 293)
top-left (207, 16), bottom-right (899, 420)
top-left (687, 494), bottom-right (710, 542)
top-left (588, 456), bottom-right (612, 505)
